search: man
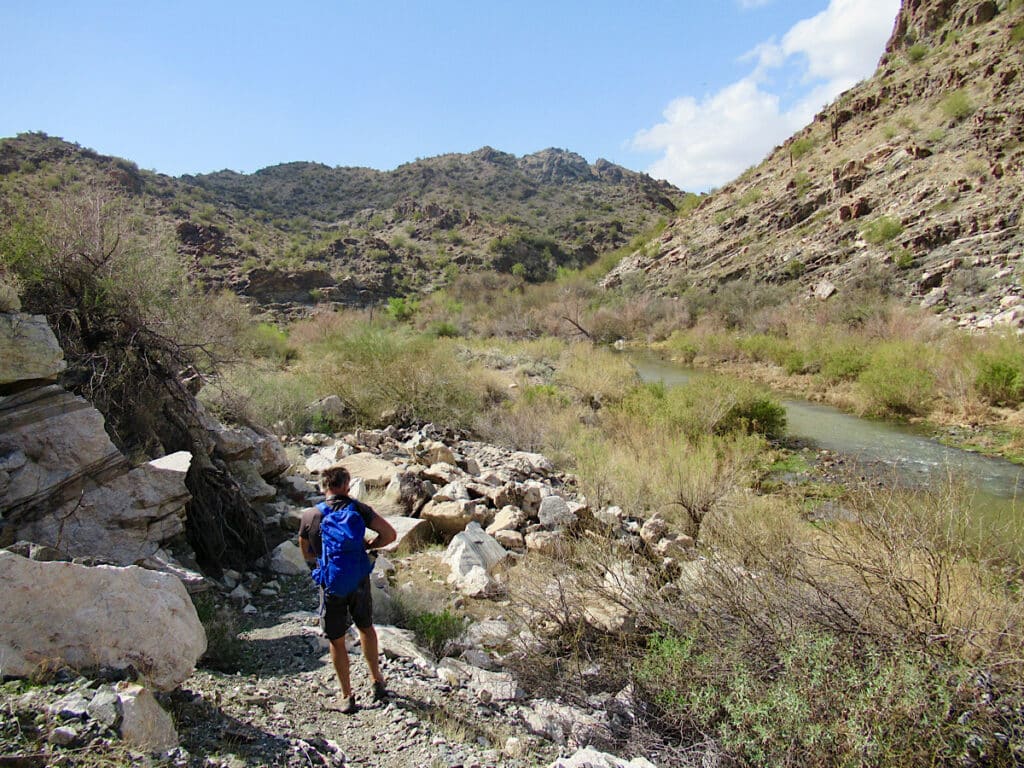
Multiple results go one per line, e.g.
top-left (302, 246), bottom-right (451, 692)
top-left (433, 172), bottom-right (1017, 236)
top-left (299, 465), bottom-right (397, 714)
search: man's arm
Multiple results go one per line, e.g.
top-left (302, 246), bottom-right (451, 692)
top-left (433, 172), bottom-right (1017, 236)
top-left (366, 515), bottom-right (397, 551)
top-left (299, 533), bottom-right (316, 564)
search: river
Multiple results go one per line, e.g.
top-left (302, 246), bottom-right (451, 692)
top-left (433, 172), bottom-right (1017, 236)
top-left (628, 352), bottom-right (1024, 505)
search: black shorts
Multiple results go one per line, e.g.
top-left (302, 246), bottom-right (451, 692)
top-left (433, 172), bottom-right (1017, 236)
top-left (319, 576), bottom-right (373, 640)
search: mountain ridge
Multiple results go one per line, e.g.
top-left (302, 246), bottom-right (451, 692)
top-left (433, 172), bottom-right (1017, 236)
top-left (603, 0), bottom-right (1023, 331)
top-left (0, 133), bottom-right (686, 314)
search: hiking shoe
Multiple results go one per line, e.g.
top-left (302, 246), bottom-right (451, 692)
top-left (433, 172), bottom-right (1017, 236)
top-left (338, 695), bottom-right (358, 715)
top-left (372, 681), bottom-right (389, 702)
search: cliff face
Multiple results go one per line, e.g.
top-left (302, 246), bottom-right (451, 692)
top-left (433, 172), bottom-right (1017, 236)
top-left (605, 0), bottom-right (1024, 330)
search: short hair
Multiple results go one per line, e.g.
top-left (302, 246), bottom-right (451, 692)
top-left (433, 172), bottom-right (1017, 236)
top-left (320, 465), bottom-right (351, 493)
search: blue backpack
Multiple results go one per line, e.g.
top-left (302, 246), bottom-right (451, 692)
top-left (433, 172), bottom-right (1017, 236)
top-left (311, 500), bottom-right (374, 597)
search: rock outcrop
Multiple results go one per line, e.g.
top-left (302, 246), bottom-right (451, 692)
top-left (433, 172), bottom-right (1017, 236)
top-left (0, 314), bottom-right (193, 565)
top-left (0, 550), bottom-right (206, 689)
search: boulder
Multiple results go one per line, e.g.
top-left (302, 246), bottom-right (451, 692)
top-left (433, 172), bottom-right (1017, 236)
top-left (281, 475), bottom-right (317, 502)
top-left (382, 472), bottom-right (431, 516)
top-left (0, 551), bottom-right (206, 689)
top-left (486, 505), bottom-right (526, 535)
top-left (538, 495), bottom-right (575, 530)
top-left (376, 625), bottom-right (436, 670)
top-left (0, 386), bottom-right (126, 518)
top-left (494, 529), bottom-right (526, 551)
top-left (509, 451), bottom-right (554, 476)
top-left (422, 462), bottom-right (463, 485)
top-left (0, 313), bottom-right (66, 387)
top-left (270, 540), bottom-right (308, 576)
top-left (419, 439), bottom-right (456, 466)
top-left (421, 499), bottom-right (478, 537)
top-left (116, 682), bottom-right (178, 752)
top-left (442, 522), bottom-right (508, 597)
top-left (246, 427), bottom-right (290, 478)
top-left (380, 516), bottom-right (432, 554)
top-left (437, 657), bottom-right (519, 701)
top-left (521, 699), bottom-right (607, 747)
top-left (337, 452), bottom-right (397, 488)
top-left (548, 747), bottom-right (656, 768)
top-left (227, 459), bottom-right (277, 502)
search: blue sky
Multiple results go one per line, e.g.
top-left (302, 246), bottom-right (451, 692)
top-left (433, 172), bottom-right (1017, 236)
top-left (0, 0), bottom-right (899, 190)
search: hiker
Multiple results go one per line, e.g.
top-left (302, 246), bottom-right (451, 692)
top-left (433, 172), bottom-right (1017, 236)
top-left (299, 464), bottom-right (397, 714)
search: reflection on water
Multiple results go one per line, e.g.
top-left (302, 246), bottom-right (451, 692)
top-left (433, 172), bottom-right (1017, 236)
top-left (628, 352), bottom-right (1024, 502)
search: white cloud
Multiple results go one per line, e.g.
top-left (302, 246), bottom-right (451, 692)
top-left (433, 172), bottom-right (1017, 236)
top-left (634, 0), bottom-right (900, 191)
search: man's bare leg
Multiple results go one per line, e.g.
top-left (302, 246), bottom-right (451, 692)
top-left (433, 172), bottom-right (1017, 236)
top-left (329, 636), bottom-right (353, 697)
top-left (356, 625), bottom-right (384, 685)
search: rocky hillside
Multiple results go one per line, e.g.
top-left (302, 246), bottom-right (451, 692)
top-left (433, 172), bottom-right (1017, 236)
top-left (604, 0), bottom-right (1024, 330)
top-left (0, 134), bottom-right (684, 315)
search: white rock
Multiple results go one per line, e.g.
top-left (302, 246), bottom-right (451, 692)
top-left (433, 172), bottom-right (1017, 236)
top-left (0, 552), bottom-right (205, 689)
top-left (525, 530), bottom-right (564, 556)
top-left (270, 540), bottom-right (308, 576)
top-left (538, 495), bottom-right (574, 530)
top-left (116, 682), bottom-right (178, 751)
top-left (443, 522), bottom-right (508, 595)
top-left (348, 476), bottom-right (367, 501)
top-left (485, 505), bottom-right (526, 535)
top-left (438, 657), bottom-right (519, 701)
top-left (0, 313), bottom-right (66, 386)
top-left (337, 452), bottom-right (397, 488)
top-left (148, 451), bottom-right (192, 474)
top-left (376, 625), bottom-right (436, 669)
top-left (380, 516), bottom-right (432, 554)
top-left (547, 747), bottom-right (657, 768)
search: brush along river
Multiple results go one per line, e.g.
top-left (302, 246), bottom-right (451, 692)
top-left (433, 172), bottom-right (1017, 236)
top-left (628, 352), bottom-right (1024, 550)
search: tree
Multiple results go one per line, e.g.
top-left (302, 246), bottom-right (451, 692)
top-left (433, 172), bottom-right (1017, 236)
top-left (1, 182), bottom-right (266, 570)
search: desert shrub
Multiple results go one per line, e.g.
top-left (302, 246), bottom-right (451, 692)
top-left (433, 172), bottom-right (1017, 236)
top-left (940, 89), bottom-right (975, 122)
top-left (857, 341), bottom-right (936, 416)
top-left (386, 296), bottom-right (419, 322)
top-left (737, 333), bottom-right (796, 367)
top-left (192, 593), bottom-right (246, 672)
top-left (790, 136), bottom-right (816, 160)
top-left (861, 215), bottom-right (904, 244)
top-left (817, 341), bottom-right (871, 383)
top-left (635, 628), bottom-right (1016, 768)
top-left (554, 344), bottom-right (638, 407)
top-left (426, 320), bottom-right (461, 338)
top-left (408, 609), bottom-right (466, 658)
top-left (974, 336), bottom-right (1024, 407)
top-left (474, 385), bottom-right (580, 458)
top-left (223, 315), bottom-right (486, 432)
top-left (907, 42), bottom-right (928, 62)
top-left (244, 322), bottom-right (296, 364)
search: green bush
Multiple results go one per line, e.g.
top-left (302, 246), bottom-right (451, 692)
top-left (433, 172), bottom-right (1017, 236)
top-left (1010, 21), bottom-right (1024, 44)
top-left (817, 342), bottom-right (871, 383)
top-left (408, 609), bottom-right (465, 658)
top-left (386, 296), bottom-right (419, 322)
top-left (858, 342), bottom-right (936, 416)
top-left (790, 136), bottom-right (816, 160)
top-left (975, 355), bottom-right (1024, 407)
top-left (907, 42), bottom-right (928, 62)
top-left (635, 629), bottom-right (1011, 768)
top-left (861, 215), bottom-right (904, 245)
top-left (244, 322), bottom-right (296, 364)
top-left (940, 89), bottom-right (975, 122)
top-left (738, 334), bottom-right (795, 367)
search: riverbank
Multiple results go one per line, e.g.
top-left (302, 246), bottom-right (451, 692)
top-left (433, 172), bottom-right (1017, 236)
top-left (645, 344), bottom-right (1024, 466)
